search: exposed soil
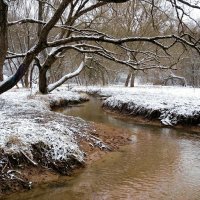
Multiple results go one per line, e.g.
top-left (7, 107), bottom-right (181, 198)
top-left (0, 122), bottom-right (132, 198)
top-left (80, 122), bottom-right (132, 164)
top-left (102, 95), bottom-right (200, 127)
top-left (103, 107), bottom-right (200, 133)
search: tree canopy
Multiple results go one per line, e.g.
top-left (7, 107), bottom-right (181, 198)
top-left (0, 0), bottom-right (200, 94)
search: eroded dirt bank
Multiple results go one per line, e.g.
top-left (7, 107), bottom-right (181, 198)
top-left (0, 89), bottom-right (90, 197)
top-left (103, 107), bottom-right (200, 134)
top-left (0, 119), bottom-right (131, 198)
top-left (81, 123), bottom-right (132, 164)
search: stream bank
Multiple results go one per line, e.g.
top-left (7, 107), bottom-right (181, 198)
top-left (103, 107), bottom-right (200, 134)
top-left (0, 85), bottom-right (199, 199)
top-left (72, 86), bottom-right (200, 127)
top-left (5, 95), bottom-right (200, 200)
top-left (0, 122), bottom-right (131, 197)
top-left (0, 88), bottom-right (131, 198)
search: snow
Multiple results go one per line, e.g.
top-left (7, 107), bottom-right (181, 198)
top-left (0, 88), bottom-right (90, 163)
top-left (47, 59), bottom-right (86, 92)
top-left (1, 85), bottom-right (200, 163)
top-left (72, 85), bottom-right (200, 126)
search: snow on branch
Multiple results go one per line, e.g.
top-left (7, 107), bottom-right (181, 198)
top-left (47, 34), bottom-right (200, 54)
top-left (176, 0), bottom-right (200, 9)
top-left (47, 55), bottom-right (88, 92)
top-left (45, 44), bottom-right (154, 71)
top-left (8, 19), bottom-right (46, 26)
top-left (98, 0), bottom-right (129, 3)
top-left (6, 52), bottom-right (26, 59)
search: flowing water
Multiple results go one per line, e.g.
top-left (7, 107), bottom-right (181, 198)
top-left (5, 98), bottom-right (200, 200)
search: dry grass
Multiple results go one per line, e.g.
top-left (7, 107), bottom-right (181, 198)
top-left (6, 135), bottom-right (23, 147)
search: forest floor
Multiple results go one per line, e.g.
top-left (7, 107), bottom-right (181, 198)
top-left (0, 87), bottom-right (131, 197)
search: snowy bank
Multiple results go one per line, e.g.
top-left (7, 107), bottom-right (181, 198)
top-left (0, 88), bottom-right (104, 193)
top-left (0, 89), bottom-right (89, 161)
top-left (72, 85), bottom-right (200, 126)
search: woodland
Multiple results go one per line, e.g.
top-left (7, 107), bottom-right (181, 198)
top-left (0, 0), bottom-right (200, 93)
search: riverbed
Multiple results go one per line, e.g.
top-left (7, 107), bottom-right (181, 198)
top-left (4, 98), bottom-right (200, 200)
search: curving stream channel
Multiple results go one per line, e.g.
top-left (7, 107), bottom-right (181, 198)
top-left (5, 98), bottom-right (200, 200)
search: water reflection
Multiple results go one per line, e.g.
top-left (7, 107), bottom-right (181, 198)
top-left (5, 98), bottom-right (200, 200)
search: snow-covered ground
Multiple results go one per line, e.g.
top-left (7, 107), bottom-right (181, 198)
top-left (73, 85), bottom-right (200, 126)
top-left (1, 85), bottom-right (200, 162)
top-left (0, 88), bottom-right (89, 164)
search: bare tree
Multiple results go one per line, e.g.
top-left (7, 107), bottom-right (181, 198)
top-left (1, 0), bottom-right (200, 94)
top-left (0, 0), bottom-right (8, 81)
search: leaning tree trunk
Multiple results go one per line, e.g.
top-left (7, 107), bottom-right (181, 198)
top-left (0, 0), bottom-right (70, 95)
top-left (47, 60), bottom-right (86, 93)
top-left (0, 0), bottom-right (8, 81)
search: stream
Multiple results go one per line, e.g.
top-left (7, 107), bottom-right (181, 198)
top-left (5, 97), bottom-right (200, 200)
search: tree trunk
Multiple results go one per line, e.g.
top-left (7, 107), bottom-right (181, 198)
top-left (101, 70), bottom-right (106, 86)
top-left (29, 65), bottom-right (34, 89)
top-left (24, 70), bottom-right (29, 88)
top-left (0, 64), bottom-right (26, 94)
top-left (0, 0), bottom-right (69, 95)
top-left (0, 0), bottom-right (8, 81)
top-left (125, 71), bottom-right (131, 87)
top-left (130, 71), bottom-right (135, 87)
top-left (125, 69), bottom-right (136, 87)
top-left (39, 68), bottom-right (48, 94)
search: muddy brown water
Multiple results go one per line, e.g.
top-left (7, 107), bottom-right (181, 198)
top-left (5, 98), bottom-right (200, 200)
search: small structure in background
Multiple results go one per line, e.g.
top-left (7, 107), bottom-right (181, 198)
top-left (163, 74), bottom-right (187, 87)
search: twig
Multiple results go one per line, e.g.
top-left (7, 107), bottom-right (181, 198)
top-left (20, 150), bottom-right (38, 166)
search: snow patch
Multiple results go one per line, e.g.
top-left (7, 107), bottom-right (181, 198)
top-left (0, 88), bottom-right (90, 163)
